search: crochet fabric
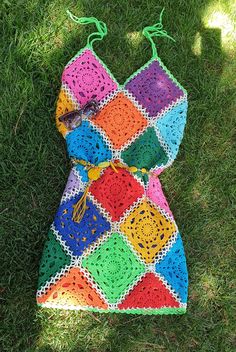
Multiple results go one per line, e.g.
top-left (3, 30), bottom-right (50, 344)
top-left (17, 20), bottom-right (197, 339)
top-left (36, 12), bottom-right (188, 315)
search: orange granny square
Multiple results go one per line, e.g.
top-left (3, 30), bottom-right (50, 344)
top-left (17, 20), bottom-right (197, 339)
top-left (94, 92), bottom-right (147, 149)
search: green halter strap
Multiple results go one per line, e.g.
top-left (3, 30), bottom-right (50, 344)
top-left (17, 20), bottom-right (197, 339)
top-left (66, 10), bottom-right (107, 48)
top-left (142, 8), bottom-right (175, 58)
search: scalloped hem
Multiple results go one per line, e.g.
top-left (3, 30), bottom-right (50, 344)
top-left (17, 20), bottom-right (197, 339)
top-left (37, 303), bottom-right (186, 315)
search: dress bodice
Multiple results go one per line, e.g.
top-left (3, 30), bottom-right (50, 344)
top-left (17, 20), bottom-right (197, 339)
top-left (56, 46), bottom-right (187, 185)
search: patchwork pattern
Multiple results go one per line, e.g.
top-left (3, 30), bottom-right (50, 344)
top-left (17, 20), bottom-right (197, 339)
top-left (62, 49), bottom-right (118, 106)
top-left (146, 174), bottom-right (173, 216)
top-left (89, 167), bottom-right (144, 221)
top-left (125, 60), bottom-right (185, 118)
top-left (118, 273), bottom-right (180, 309)
top-left (66, 121), bottom-right (112, 182)
top-left (63, 168), bottom-right (81, 199)
top-left (155, 233), bottom-right (188, 303)
top-left (93, 92), bottom-right (147, 149)
top-left (37, 40), bottom-right (188, 315)
top-left (37, 230), bottom-right (71, 289)
top-left (54, 194), bottom-right (110, 257)
top-left (156, 100), bottom-right (188, 159)
top-left (82, 233), bottom-right (145, 303)
top-left (121, 127), bottom-right (169, 170)
top-left (120, 199), bottom-right (177, 263)
top-left (56, 89), bottom-right (77, 136)
top-left (37, 267), bottom-right (108, 308)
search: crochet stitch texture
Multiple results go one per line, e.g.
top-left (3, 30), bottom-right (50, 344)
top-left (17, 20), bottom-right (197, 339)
top-left (36, 10), bottom-right (188, 315)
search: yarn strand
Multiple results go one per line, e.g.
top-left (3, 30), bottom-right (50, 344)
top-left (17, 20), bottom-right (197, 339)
top-left (142, 8), bottom-right (175, 58)
top-left (72, 180), bottom-right (92, 223)
top-left (71, 159), bottom-right (162, 223)
top-left (66, 10), bottom-right (107, 48)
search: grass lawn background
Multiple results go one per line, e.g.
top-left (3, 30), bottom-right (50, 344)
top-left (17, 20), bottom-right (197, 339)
top-left (1, 0), bottom-right (235, 351)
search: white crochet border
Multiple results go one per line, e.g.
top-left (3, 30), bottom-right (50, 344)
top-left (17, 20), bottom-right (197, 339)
top-left (38, 302), bottom-right (187, 314)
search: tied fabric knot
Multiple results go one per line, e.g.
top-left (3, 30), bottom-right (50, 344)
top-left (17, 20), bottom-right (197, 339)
top-left (71, 158), bottom-right (157, 223)
top-left (66, 10), bottom-right (107, 48)
top-left (142, 8), bottom-right (175, 58)
top-left (71, 159), bottom-right (120, 223)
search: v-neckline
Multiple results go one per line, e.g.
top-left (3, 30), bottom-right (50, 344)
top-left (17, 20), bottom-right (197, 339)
top-left (66, 44), bottom-right (160, 89)
top-left (88, 46), bottom-right (156, 88)
top-left (65, 44), bottom-right (186, 94)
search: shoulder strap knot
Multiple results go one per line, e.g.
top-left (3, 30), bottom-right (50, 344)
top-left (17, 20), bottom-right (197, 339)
top-left (142, 8), bottom-right (175, 58)
top-left (66, 10), bottom-right (107, 48)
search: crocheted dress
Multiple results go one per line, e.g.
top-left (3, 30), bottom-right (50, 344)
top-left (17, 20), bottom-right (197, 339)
top-left (36, 11), bottom-right (188, 315)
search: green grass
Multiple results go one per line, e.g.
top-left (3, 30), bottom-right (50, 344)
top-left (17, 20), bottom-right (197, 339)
top-left (1, 0), bottom-right (236, 351)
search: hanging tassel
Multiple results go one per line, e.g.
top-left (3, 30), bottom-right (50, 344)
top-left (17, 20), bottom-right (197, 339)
top-left (71, 159), bottom-right (151, 223)
top-left (72, 181), bottom-right (91, 223)
top-left (110, 161), bottom-right (119, 173)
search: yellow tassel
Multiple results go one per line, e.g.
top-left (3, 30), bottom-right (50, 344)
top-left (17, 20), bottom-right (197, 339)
top-left (116, 162), bottom-right (127, 169)
top-left (72, 182), bottom-right (91, 223)
top-left (110, 161), bottom-right (119, 173)
top-left (71, 158), bottom-right (158, 224)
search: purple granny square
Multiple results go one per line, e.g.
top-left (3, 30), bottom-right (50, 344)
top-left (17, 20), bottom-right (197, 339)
top-left (63, 168), bottom-right (81, 196)
top-left (125, 60), bottom-right (184, 118)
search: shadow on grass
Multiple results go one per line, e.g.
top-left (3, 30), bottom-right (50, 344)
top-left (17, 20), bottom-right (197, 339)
top-left (1, 0), bottom-right (234, 351)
